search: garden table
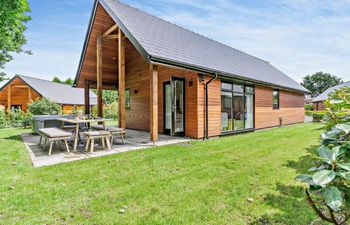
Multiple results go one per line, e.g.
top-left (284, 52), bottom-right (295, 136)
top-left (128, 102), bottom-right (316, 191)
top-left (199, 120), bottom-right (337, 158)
top-left (57, 118), bottom-right (112, 152)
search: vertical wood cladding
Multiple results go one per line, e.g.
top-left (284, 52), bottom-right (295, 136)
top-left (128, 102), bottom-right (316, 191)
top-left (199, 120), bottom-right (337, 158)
top-left (255, 85), bottom-right (305, 129)
top-left (124, 39), bottom-right (150, 131)
top-left (197, 76), bottom-right (221, 138)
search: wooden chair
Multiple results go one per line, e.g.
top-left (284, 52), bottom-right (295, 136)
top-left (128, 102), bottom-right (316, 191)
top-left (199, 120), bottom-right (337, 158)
top-left (84, 131), bottom-right (111, 153)
top-left (38, 128), bottom-right (72, 156)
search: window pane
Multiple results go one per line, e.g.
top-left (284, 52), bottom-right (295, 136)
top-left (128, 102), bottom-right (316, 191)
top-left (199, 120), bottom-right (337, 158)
top-left (245, 86), bottom-right (254, 94)
top-left (221, 83), bottom-right (232, 91)
top-left (233, 93), bottom-right (244, 130)
top-left (125, 89), bottom-right (130, 108)
top-left (221, 91), bottom-right (233, 131)
top-left (273, 90), bottom-right (279, 109)
top-left (245, 94), bottom-right (254, 129)
top-left (233, 84), bottom-right (244, 93)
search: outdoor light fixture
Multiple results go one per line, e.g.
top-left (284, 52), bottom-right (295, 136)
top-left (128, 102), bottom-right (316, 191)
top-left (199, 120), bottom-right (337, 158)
top-left (189, 80), bottom-right (193, 87)
top-left (199, 73), bottom-right (205, 82)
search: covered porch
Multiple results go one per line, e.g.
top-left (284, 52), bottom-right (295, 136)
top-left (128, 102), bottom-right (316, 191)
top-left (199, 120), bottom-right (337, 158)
top-left (76, 7), bottom-right (160, 143)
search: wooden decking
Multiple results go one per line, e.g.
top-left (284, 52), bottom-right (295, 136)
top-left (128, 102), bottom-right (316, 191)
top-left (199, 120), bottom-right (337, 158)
top-left (21, 129), bottom-right (190, 167)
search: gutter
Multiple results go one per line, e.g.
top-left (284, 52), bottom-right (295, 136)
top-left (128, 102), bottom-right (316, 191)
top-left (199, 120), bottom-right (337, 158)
top-left (204, 73), bottom-right (218, 139)
top-left (149, 55), bottom-right (309, 94)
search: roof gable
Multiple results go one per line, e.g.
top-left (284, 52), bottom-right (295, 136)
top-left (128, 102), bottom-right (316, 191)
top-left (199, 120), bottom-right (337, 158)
top-left (1, 75), bottom-right (98, 105)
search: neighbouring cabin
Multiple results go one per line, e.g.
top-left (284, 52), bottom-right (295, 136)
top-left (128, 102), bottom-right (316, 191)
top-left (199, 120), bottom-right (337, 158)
top-left (312, 81), bottom-right (350, 111)
top-left (74, 0), bottom-right (307, 141)
top-left (0, 75), bottom-right (98, 114)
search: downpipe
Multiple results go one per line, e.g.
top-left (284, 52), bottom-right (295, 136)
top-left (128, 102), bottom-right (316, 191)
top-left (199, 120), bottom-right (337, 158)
top-left (204, 73), bottom-right (218, 140)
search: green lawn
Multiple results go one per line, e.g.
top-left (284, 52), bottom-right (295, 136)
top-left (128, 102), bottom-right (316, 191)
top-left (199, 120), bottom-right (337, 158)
top-left (0, 123), bottom-right (324, 224)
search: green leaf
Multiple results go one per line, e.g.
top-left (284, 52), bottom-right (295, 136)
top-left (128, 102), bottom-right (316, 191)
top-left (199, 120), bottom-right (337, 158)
top-left (337, 163), bottom-right (350, 171)
top-left (313, 170), bottom-right (336, 187)
top-left (337, 172), bottom-right (350, 180)
top-left (308, 164), bottom-right (327, 172)
top-left (317, 146), bottom-right (334, 164)
top-left (295, 174), bottom-right (315, 185)
top-left (332, 146), bottom-right (347, 158)
top-left (322, 186), bottom-right (343, 212)
top-left (335, 123), bottom-right (350, 134)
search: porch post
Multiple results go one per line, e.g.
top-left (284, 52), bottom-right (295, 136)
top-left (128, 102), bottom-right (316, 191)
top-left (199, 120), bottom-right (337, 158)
top-left (7, 85), bottom-right (11, 112)
top-left (84, 80), bottom-right (90, 115)
top-left (150, 64), bottom-right (158, 142)
top-left (28, 87), bottom-right (32, 102)
top-left (97, 34), bottom-right (103, 118)
top-left (118, 28), bottom-right (126, 128)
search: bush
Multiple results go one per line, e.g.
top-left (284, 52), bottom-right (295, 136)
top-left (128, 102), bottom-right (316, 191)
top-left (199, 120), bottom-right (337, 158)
top-left (304, 104), bottom-right (313, 111)
top-left (312, 111), bottom-right (327, 122)
top-left (27, 98), bottom-right (61, 115)
top-left (91, 102), bottom-right (118, 120)
top-left (305, 110), bottom-right (313, 116)
top-left (0, 109), bottom-right (32, 129)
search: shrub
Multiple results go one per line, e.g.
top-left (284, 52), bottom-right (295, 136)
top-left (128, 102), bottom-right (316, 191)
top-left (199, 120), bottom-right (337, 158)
top-left (296, 86), bottom-right (350, 224)
top-left (91, 102), bottom-right (118, 120)
top-left (27, 98), bottom-right (61, 115)
top-left (304, 104), bottom-right (313, 111)
top-left (312, 111), bottom-right (327, 122)
top-left (305, 110), bottom-right (313, 116)
top-left (0, 110), bottom-right (11, 129)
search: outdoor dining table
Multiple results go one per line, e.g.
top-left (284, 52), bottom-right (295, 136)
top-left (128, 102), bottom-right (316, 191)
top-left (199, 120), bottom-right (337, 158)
top-left (57, 118), bottom-right (112, 152)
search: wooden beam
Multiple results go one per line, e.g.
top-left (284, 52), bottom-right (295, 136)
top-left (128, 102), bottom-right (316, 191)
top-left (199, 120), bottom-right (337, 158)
top-left (11, 85), bottom-right (28, 88)
top-left (150, 64), bottom-right (158, 142)
top-left (97, 34), bottom-right (103, 118)
top-left (118, 28), bottom-right (126, 129)
top-left (7, 86), bottom-right (11, 112)
top-left (28, 87), bottom-right (32, 102)
top-left (102, 24), bottom-right (118, 39)
top-left (84, 80), bottom-right (90, 115)
top-left (104, 34), bottom-right (118, 40)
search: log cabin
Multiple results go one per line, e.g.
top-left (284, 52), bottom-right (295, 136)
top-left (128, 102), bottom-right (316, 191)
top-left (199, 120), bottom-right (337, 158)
top-left (74, 0), bottom-right (309, 141)
top-left (0, 75), bottom-right (97, 114)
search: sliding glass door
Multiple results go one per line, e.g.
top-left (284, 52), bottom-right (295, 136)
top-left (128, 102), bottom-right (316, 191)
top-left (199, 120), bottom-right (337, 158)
top-left (221, 82), bottom-right (254, 132)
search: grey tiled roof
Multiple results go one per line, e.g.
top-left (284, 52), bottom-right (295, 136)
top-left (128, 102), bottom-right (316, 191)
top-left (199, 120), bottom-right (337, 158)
top-left (313, 81), bottom-right (350, 102)
top-left (99, 0), bottom-right (308, 93)
top-left (15, 75), bottom-right (97, 105)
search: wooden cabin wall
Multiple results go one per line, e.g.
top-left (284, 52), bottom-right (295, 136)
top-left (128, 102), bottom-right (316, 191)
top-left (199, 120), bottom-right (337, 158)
top-left (0, 77), bottom-right (41, 112)
top-left (254, 86), bottom-right (305, 129)
top-left (124, 39), bottom-right (150, 131)
top-left (197, 76), bottom-right (221, 139)
top-left (157, 65), bottom-right (200, 138)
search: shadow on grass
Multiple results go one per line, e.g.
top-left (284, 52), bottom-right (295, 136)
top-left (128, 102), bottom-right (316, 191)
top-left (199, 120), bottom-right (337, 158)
top-left (249, 145), bottom-right (324, 224)
top-left (3, 135), bottom-right (22, 142)
top-left (249, 183), bottom-right (323, 225)
top-left (284, 145), bottom-right (319, 174)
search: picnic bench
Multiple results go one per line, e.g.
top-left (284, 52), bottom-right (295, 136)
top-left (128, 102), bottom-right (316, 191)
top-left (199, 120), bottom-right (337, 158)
top-left (84, 131), bottom-right (111, 153)
top-left (91, 125), bottom-right (126, 144)
top-left (38, 128), bottom-right (72, 156)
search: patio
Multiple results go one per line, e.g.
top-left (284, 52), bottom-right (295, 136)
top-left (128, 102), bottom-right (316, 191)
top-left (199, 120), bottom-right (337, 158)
top-left (21, 129), bottom-right (190, 167)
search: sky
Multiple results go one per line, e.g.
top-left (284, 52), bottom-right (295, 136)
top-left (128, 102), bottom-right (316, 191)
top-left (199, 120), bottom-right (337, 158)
top-left (2, 0), bottom-right (350, 85)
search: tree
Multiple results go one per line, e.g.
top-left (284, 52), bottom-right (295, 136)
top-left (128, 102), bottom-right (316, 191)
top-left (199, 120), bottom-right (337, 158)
top-left (0, 0), bottom-right (31, 82)
top-left (91, 89), bottom-right (118, 105)
top-left (52, 76), bottom-right (74, 85)
top-left (301, 72), bottom-right (343, 97)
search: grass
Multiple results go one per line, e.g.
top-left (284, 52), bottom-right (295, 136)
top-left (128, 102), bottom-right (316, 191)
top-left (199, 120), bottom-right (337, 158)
top-left (0, 123), bottom-right (324, 224)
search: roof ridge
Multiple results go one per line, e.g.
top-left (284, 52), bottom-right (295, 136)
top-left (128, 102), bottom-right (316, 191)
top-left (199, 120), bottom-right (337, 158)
top-left (17, 74), bottom-right (74, 88)
top-left (114, 0), bottom-right (270, 64)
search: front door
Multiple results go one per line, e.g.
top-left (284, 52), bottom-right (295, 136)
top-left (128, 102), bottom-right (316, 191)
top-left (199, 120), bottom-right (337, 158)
top-left (164, 78), bottom-right (185, 136)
